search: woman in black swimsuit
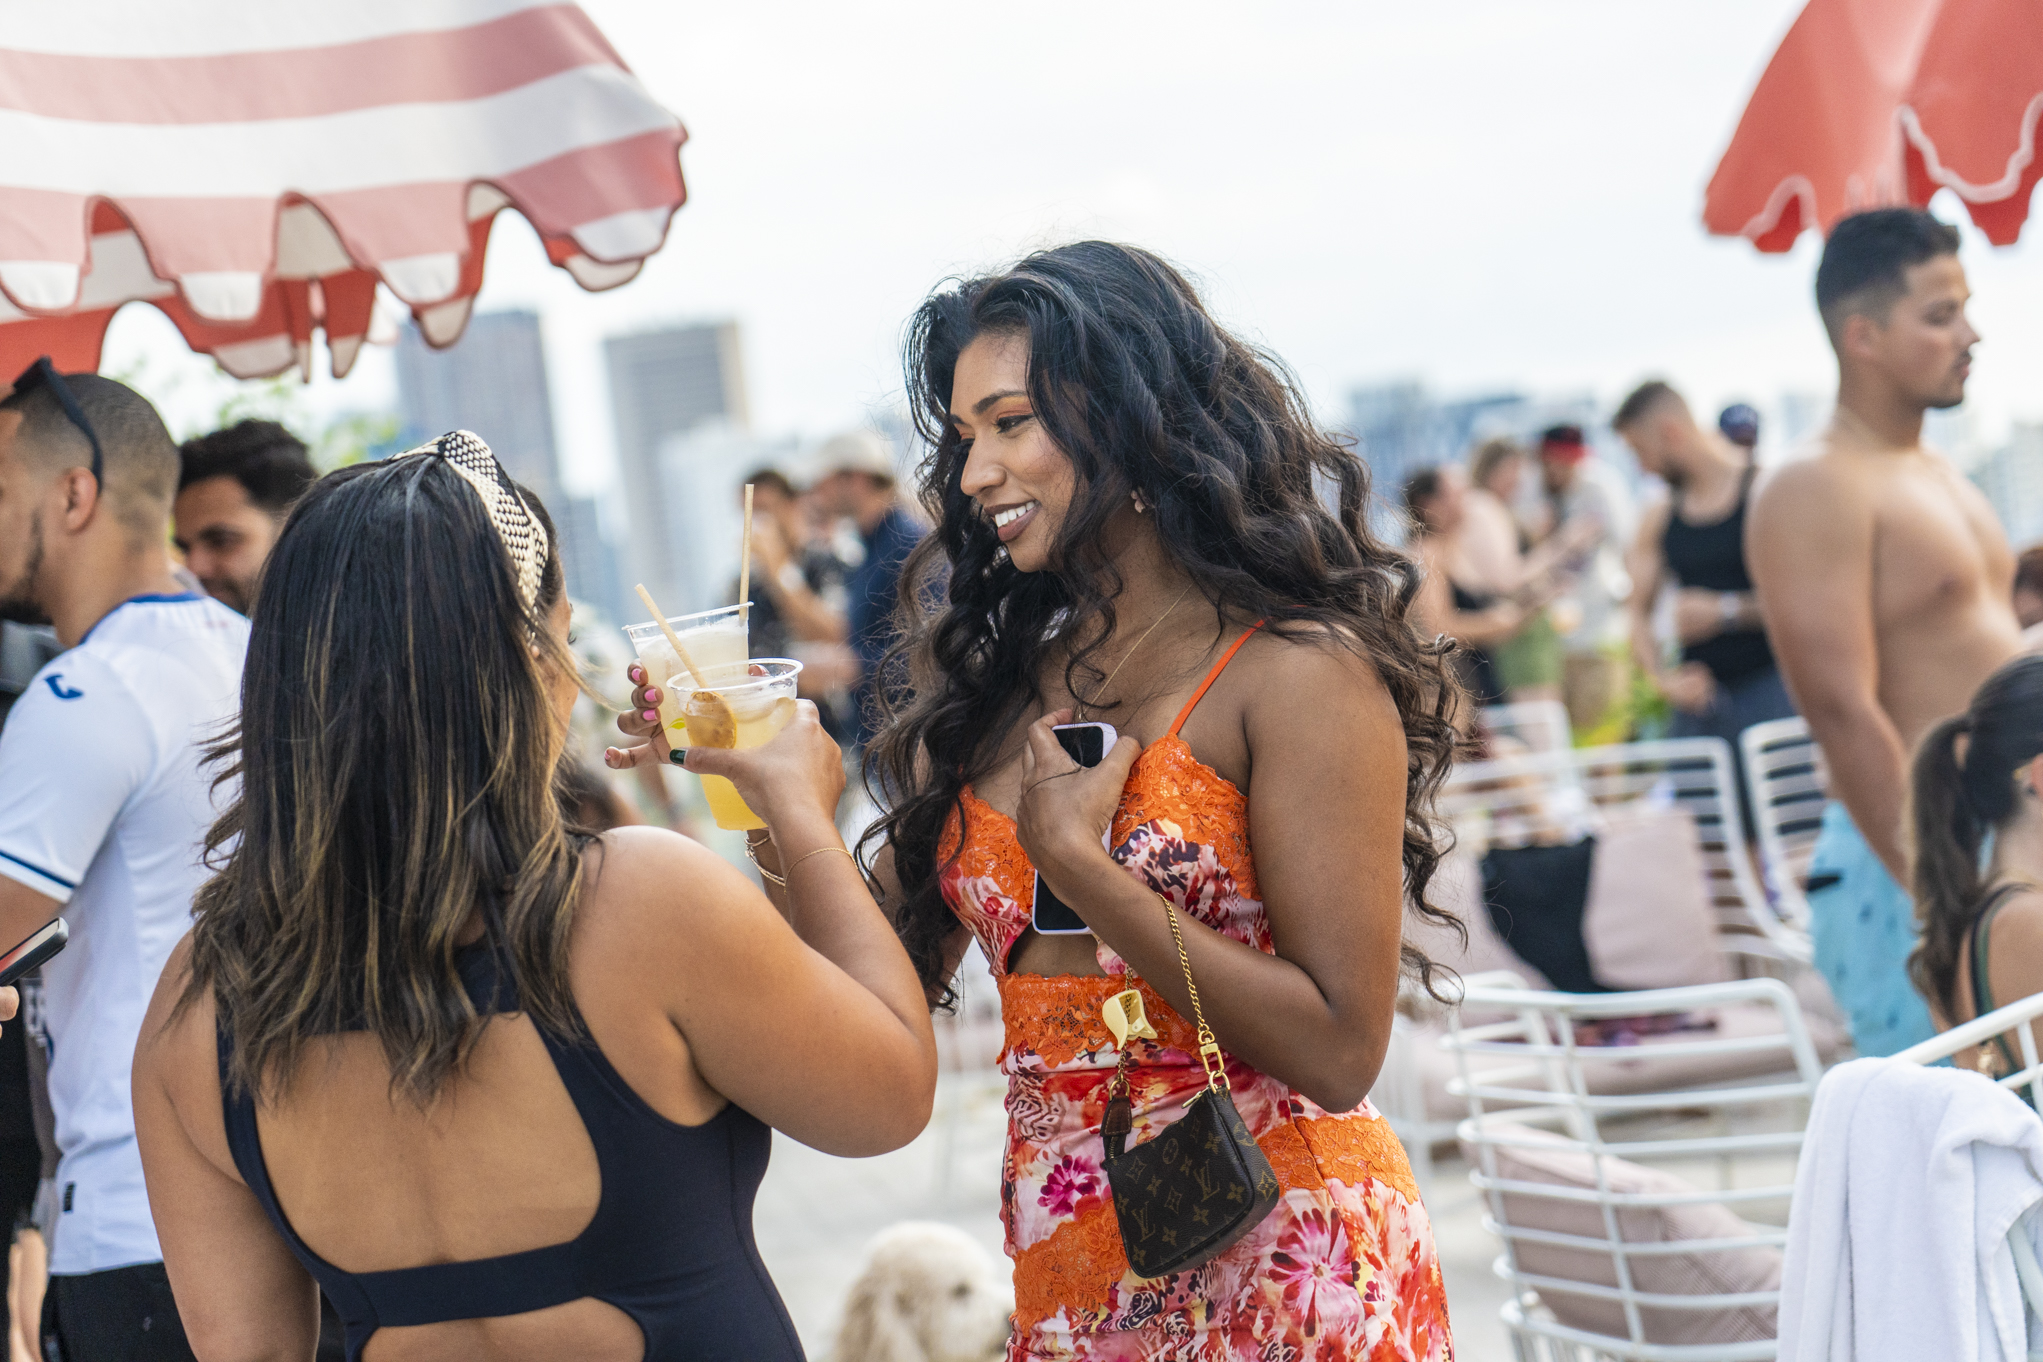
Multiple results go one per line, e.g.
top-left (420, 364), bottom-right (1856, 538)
top-left (1908, 655), bottom-right (2043, 1080)
top-left (1405, 466), bottom-right (1545, 710)
top-left (133, 436), bottom-right (936, 1361)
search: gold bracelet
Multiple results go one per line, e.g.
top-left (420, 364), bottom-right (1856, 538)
top-left (744, 836), bottom-right (787, 888)
top-left (785, 845), bottom-right (855, 877)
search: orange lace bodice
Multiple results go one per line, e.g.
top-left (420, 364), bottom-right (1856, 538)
top-left (929, 625), bottom-right (1450, 1359)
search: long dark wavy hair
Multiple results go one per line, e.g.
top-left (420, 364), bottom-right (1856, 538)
top-left (863, 241), bottom-right (1462, 1006)
top-left (1908, 655), bottom-right (2043, 1019)
top-left (180, 454), bottom-right (590, 1104)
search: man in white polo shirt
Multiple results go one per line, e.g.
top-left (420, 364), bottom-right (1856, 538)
top-left (0, 362), bottom-right (247, 1361)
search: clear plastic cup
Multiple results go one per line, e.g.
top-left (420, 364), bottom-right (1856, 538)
top-left (664, 659), bottom-right (803, 831)
top-left (623, 604), bottom-right (749, 738)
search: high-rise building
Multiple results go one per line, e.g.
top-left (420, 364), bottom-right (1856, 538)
top-left (603, 322), bottom-right (750, 613)
top-left (394, 310), bottom-right (623, 618)
top-left (395, 311), bottom-right (561, 508)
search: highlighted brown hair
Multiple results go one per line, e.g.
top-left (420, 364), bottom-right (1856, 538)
top-left (180, 456), bottom-right (583, 1103)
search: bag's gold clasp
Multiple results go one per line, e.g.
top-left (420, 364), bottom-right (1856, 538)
top-left (1197, 1032), bottom-right (1230, 1092)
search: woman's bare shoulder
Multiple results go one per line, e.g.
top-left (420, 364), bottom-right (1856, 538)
top-left (138, 932), bottom-right (210, 1064)
top-left (1222, 621), bottom-right (1401, 746)
top-left (1989, 886), bottom-right (2043, 943)
top-left (573, 826), bottom-right (772, 957)
top-left (585, 824), bottom-right (737, 885)
top-left (1234, 620), bottom-right (1390, 690)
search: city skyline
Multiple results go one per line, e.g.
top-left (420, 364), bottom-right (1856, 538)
top-left (393, 310), bottom-right (624, 620)
top-left (604, 320), bottom-right (751, 616)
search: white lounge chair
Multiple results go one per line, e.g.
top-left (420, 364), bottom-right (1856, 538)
top-left (1482, 698), bottom-right (1575, 756)
top-left (1738, 717), bottom-right (1824, 948)
top-left (1447, 976), bottom-right (1823, 1361)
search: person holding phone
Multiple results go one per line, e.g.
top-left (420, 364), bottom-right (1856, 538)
top-left (133, 436), bottom-right (936, 1361)
top-left (854, 244), bottom-right (1459, 1357)
top-left (0, 364), bottom-right (247, 1361)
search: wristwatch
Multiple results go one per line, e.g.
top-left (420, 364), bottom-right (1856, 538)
top-left (1718, 592), bottom-right (1742, 625)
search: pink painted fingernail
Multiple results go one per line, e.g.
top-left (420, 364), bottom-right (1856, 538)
top-left (642, 708), bottom-right (658, 722)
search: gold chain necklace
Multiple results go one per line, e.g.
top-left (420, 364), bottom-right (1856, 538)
top-left (1076, 584), bottom-right (1193, 722)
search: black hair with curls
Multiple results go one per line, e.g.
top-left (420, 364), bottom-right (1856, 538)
top-left (861, 241), bottom-right (1463, 1007)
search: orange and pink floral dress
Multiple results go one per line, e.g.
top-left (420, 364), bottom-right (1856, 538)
top-left (938, 628), bottom-right (1454, 1361)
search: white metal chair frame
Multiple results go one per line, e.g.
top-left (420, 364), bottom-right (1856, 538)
top-left (1375, 739), bottom-right (1802, 1181)
top-left (1892, 994), bottom-right (2043, 1357)
top-left (1481, 698), bottom-right (1575, 756)
top-left (1377, 970), bottom-right (1528, 1191)
top-left (1440, 735), bottom-right (1809, 965)
top-left (1738, 718), bottom-right (1825, 945)
top-left (1894, 988), bottom-right (2043, 1108)
top-left (1447, 977), bottom-right (1825, 1362)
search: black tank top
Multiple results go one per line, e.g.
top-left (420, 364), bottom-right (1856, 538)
top-left (1662, 466), bottom-right (1774, 685)
top-left (218, 942), bottom-right (804, 1361)
top-left (1448, 579), bottom-right (1507, 706)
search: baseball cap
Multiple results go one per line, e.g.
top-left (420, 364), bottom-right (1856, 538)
top-left (1718, 403), bottom-right (1760, 449)
top-left (1538, 424), bottom-right (1588, 463)
top-left (815, 429), bottom-right (897, 484)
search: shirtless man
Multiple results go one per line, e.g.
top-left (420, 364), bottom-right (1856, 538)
top-left (1748, 208), bottom-right (2022, 1056)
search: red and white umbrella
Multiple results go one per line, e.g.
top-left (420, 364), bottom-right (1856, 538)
top-left (0, 2), bottom-right (687, 378)
top-left (1705, 0), bottom-right (2043, 251)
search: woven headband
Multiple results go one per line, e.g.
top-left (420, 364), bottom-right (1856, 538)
top-left (395, 430), bottom-right (550, 611)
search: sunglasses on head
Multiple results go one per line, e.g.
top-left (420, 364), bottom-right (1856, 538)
top-left (9, 357), bottom-right (104, 489)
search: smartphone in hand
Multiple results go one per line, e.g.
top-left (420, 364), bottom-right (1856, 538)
top-left (0, 918), bottom-right (66, 988)
top-left (1030, 722), bottom-right (1118, 935)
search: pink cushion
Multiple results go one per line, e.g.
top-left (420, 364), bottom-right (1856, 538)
top-left (1412, 805), bottom-right (1727, 994)
top-left (1582, 805), bottom-right (1730, 989)
top-left (1467, 1123), bottom-right (1780, 1345)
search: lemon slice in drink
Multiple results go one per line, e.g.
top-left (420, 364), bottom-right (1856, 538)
top-left (683, 689), bottom-right (739, 748)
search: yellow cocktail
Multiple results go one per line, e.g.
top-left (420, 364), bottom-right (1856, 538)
top-left (668, 659), bottom-right (803, 831)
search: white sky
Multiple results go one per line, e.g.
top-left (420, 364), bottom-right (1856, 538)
top-left (103, 0), bottom-right (2043, 493)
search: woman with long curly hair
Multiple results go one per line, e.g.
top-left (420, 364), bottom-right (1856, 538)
top-left (866, 242), bottom-right (1458, 1359)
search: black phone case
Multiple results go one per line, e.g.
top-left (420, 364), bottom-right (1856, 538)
top-left (1031, 726), bottom-right (1110, 933)
top-left (0, 919), bottom-right (66, 988)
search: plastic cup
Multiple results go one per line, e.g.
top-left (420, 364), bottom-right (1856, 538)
top-left (665, 659), bottom-right (803, 831)
top-left (623, 604), bottom-right (749, 737)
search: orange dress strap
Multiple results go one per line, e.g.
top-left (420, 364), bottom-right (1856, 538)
top-left (1167, 621), bottom-right (1265, 737)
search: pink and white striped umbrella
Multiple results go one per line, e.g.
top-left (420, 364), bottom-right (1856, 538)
top-left (0, 2), bottom-right (687, 379)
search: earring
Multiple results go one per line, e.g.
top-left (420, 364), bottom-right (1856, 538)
top-left (1130, 490), bottom-right (1148, 514)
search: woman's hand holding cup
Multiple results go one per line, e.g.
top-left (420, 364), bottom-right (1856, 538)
top-left (606, 663), bottom-right (673, 768)
top-left (606, 665), bottom-right (843, 840)
top-left (681, 699), bottom-right (845, 839)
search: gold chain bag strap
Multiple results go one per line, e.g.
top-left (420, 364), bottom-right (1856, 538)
top-left (1099, 893), bottom-right (1281, 1278)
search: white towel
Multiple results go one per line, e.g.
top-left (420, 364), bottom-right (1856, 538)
top-left (1779, 1057), bottom-right (2043, 1362)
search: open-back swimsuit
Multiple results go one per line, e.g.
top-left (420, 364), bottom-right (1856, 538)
top-left (218, 941), bottom-right (805, 1361)
top-left (939, 625), bottom-right (1454, 1361)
